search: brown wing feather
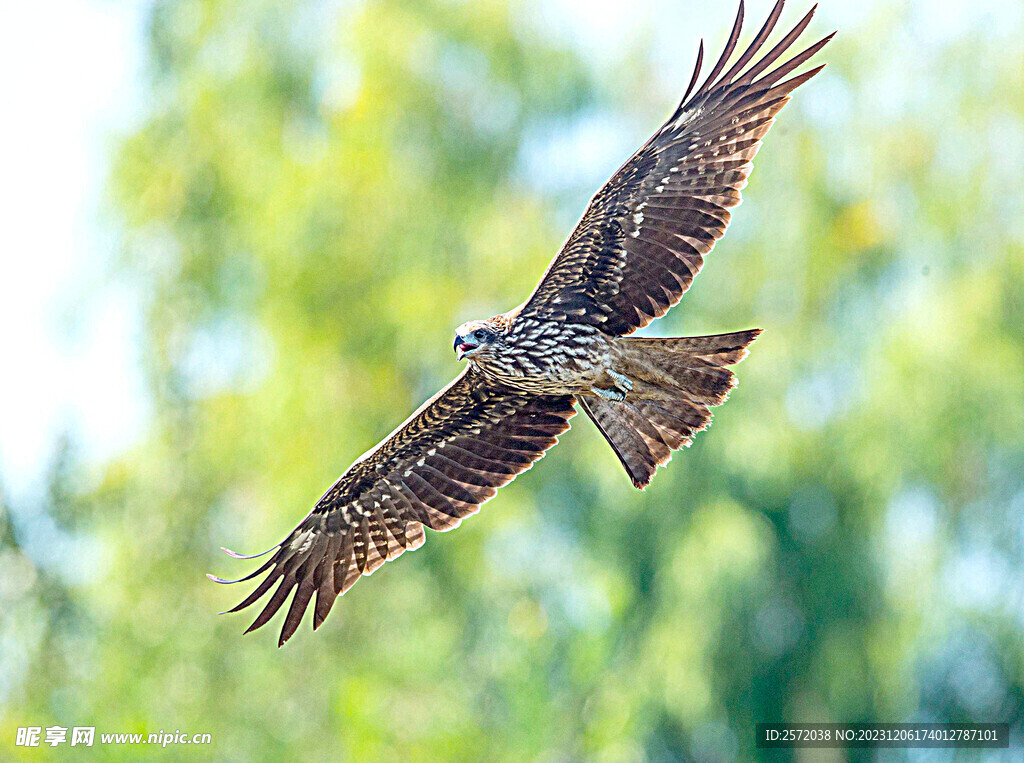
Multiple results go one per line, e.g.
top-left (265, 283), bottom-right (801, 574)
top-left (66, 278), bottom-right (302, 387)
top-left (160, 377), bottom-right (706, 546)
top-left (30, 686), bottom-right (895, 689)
top-left (518, 0), bottom-right (833, 336)
top-left (210, 369), bottom-right (576, 645)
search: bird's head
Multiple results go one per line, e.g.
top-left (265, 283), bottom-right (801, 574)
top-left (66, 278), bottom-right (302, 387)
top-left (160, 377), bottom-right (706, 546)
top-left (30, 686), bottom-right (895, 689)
top-left (453, 318), bottom-right (503, 362)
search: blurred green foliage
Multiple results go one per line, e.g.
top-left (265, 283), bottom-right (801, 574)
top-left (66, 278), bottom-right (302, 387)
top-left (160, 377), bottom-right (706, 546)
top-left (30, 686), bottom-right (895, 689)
top-left (3, 0), bottom-right (1024, 760)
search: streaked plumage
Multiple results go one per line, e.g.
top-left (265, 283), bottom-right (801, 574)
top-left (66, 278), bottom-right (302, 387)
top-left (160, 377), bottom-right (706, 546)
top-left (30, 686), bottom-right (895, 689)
top-left (212, 0), bottom-right (832, 645)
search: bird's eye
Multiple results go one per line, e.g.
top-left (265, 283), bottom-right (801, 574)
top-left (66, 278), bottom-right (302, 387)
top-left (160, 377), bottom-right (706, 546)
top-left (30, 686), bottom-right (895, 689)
top-left (473, 329), bottom-right (486, 340)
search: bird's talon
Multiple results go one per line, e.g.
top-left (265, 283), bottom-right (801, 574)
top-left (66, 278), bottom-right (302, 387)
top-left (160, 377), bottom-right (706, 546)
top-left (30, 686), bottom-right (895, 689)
top-left (608, 371), bottom-right (633, 392)
top-left (594, 386), bottom-right (626, 402)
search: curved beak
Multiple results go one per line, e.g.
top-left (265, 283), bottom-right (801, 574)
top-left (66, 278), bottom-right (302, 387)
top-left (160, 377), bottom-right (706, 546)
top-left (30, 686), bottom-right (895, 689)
top-left (454, 334), bottom-right (477, 361)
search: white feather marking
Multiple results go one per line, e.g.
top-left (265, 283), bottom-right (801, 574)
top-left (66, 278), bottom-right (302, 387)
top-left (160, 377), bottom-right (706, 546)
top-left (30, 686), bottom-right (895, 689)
top-left (671, 105), bottom-right (702, 130)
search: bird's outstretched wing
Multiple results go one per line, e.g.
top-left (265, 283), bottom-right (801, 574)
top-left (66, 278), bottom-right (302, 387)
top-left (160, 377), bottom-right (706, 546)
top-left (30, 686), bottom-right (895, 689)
top-left (518, 0), bottom-right (832, 336)
top-left (210, 369), bottom-right (576, 645)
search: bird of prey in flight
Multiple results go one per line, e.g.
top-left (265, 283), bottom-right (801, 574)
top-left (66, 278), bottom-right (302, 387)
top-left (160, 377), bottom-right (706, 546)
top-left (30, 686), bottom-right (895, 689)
top-left (211, 0), bottom-right (832, 645)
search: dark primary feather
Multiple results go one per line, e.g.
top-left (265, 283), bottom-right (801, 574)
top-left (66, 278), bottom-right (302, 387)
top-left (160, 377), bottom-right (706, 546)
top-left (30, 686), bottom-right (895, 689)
top-left (519, 0), bottom-right (833, 336)
top-left (210, 368), bottom-right (575, 645)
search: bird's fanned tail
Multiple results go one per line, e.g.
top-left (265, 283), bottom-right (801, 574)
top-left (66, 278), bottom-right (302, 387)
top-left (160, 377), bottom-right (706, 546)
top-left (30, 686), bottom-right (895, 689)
top-left (582, 329), bottom-right (761, 488)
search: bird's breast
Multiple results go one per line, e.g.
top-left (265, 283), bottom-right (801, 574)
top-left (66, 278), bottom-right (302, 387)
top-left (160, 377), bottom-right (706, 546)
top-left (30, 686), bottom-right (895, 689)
top-left (472, 319), bottom-right (610, 395)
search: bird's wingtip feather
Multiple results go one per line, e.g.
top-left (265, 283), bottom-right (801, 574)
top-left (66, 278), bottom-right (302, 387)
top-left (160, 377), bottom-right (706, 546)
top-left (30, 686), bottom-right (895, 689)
top-left (221, 545), bottom-right (275, 559)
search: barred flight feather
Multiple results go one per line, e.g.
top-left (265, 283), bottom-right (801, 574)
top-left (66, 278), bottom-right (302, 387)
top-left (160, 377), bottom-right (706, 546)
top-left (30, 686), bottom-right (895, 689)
top-left (210, 368), bottom-right (574, 646)
top-left (519, 0), bottom-right (833, 336)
